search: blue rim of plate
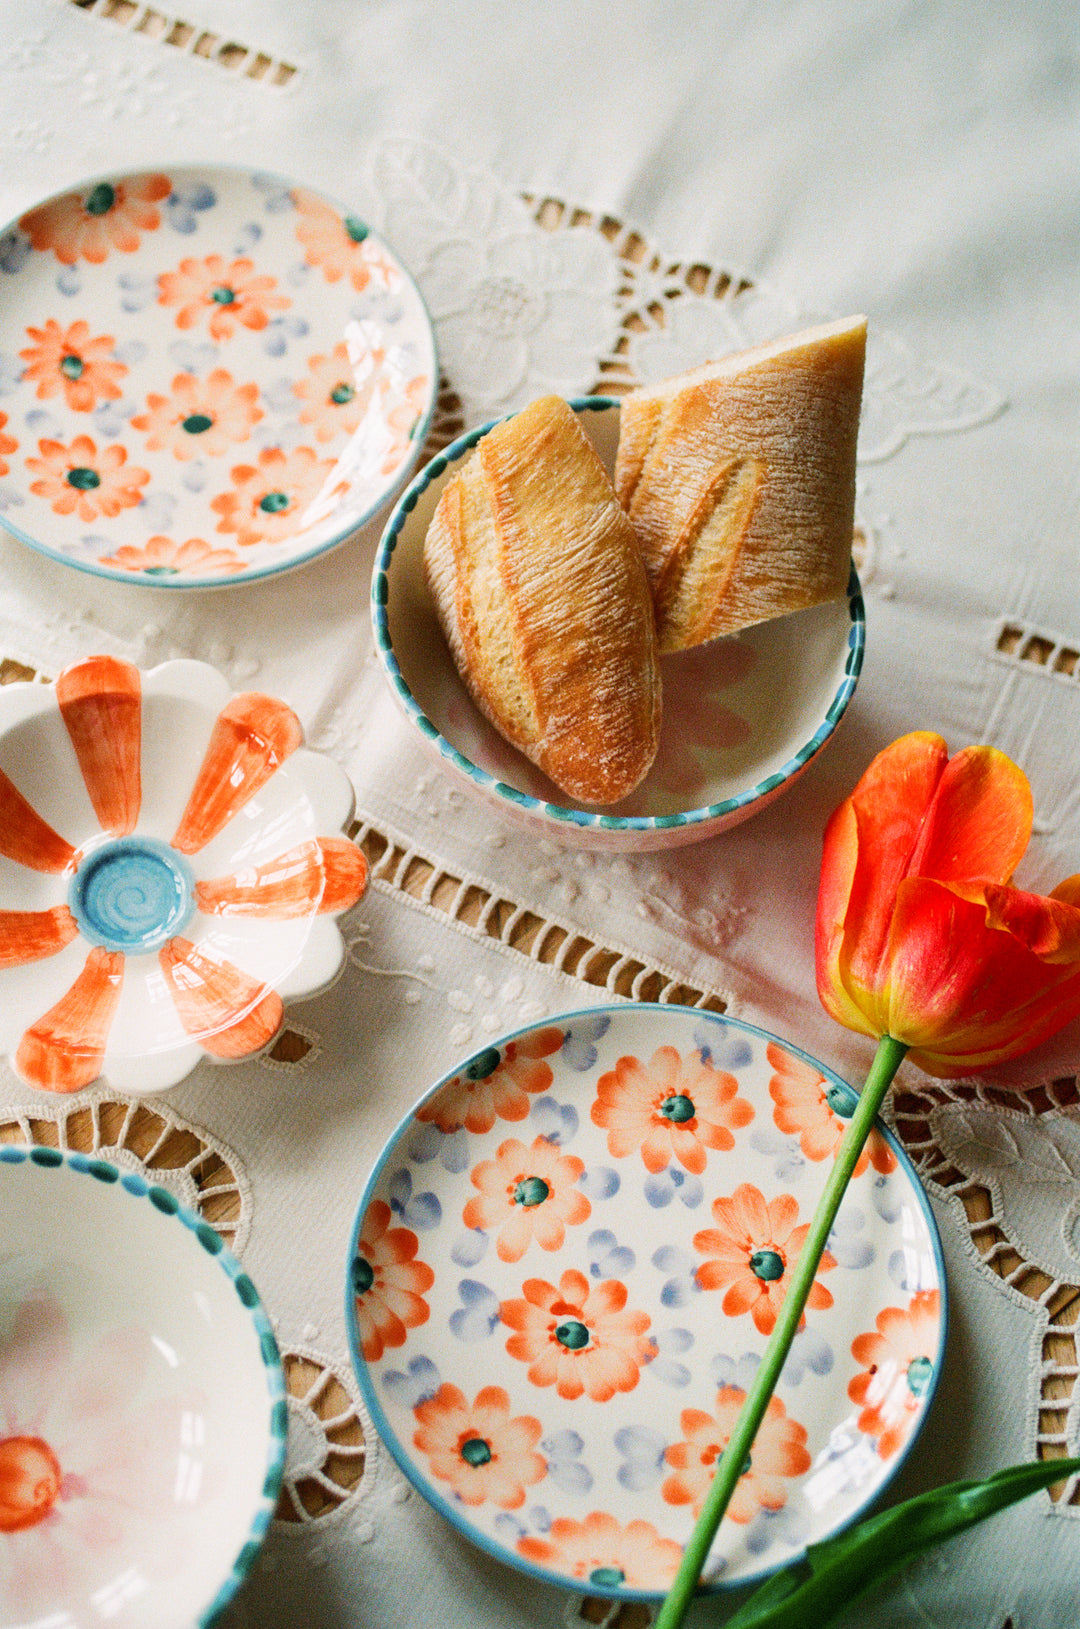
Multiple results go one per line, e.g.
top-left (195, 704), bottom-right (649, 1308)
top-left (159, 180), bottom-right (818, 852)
top-left (343, 1002), bottom-right (947, 1601)
top-left (0, 1142), bottom-right (287, 1628)
top-left (0, 163), bottom-right (439, 590)
top-left (372, 397), bottom-right (865, 833)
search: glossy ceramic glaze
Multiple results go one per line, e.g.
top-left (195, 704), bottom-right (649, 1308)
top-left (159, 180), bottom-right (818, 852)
top-left (0, 654), bottom-right (368, 1094)
top-left (0, 166), bottom-right (436, 585)
top-left (346, 1005), bottom-right (944, 1599)
top-left (372, 399), bottom-right (864, 852)
top-left (0, 1144), bottom-right (285, 1627)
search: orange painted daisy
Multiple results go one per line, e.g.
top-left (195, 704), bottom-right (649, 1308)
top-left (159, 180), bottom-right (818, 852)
top-left (412, 1383), bottom-right (545, 1509)
top-left (500, 1268), bottom-right (652, 1402)
top-left (292, 187), bottom-right (399, 292)
top-left (767, 1041), bottom-right (896, 1176)
top-left (131, 369), bottom-right (262, 460)
top-left (210, 445), bottom-right (336, 547)
top-left (590, 1044), bottom-right (754, 1175)
top-left (19, 319), bottom-right (127, 413)
top-left (463, 1134), bottom-right (590, 1262)
top-left (294, 341), bottom-right (378, 443)
top-left (693, 1182), bottom-right (836, 1336)
top-left (158, 253), bottom-right (291, 342)
top-left (19, 173), bottom-right (171, 265)
top-left (0, 413), bottom-right (16, 477)
top-left (848, 1289), bottom-right (941, 1459)
top-left (662, 1386), bottom-right (811, 1523)
top-left (416, 1028), bottom-right (565, 1135)
top-left (99, 536), bottom-right (246, 578)
top-left (379, 373), bottom-right (430, 474)
top-left (25, 435), bottom-right (149, 523)
top-left (517, 1512), bottom-right (683, 1590)
top-left (350, 1199), bottom-right (435, 1363)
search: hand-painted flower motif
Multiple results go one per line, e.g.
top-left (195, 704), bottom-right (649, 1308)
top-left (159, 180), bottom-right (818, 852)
top-left (0, 414), bottom-right (15, 478)
top-left (591, 1044), bottom-right (755, 1175)
top-left (463, 1134), bottom-right (590, 1262)
top-left (157, 253), bottom-right (291, 342)
top-left (517, 1511), bottom-right (683, 1590)
top-left (294, 340), bottom-right (380, 443)
top-left (19, 319), bottom-right (127, 413)
top-left (351, 1198), bottom-right (435, 1363)
top-left (292, 188), bottom-right (399, 292)
top-left (651, 642), bottom-right (755, 794)
top-left (767, 1041), bottom-right (895, 1177)
top-left (99, 535), bottom-right (246, 578)
top-left (417, 1028), bottom-right (565, 1135)
top-left (210, 444), bottom-right (338, 547)
top-left (693, 1182), bottom-right (836, 1336)
top-left (131, 368), bottom-right (262, 459)
top-left (379, 373), bottom-right (430, 474)
top-left (662, 1385), bottom-right (811, 1522)
top-left (25, 435), bottom-right (149, 522)
top-left (848, 1289), bottom-right (941, 1459)
top-left (0, 655), bottom-right (368, 1094)
top-left (412, 1382), bottom-right (545, 1508)
top-left (19, 173), bottom-right (171, 265)
top-left (499, 1268), bottom-right (652, 1402)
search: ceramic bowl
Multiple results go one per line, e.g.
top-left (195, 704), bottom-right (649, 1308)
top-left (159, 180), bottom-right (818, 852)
top-left (0, 165), bottom-right (436, 586)
top-left (0, 1142), bottom-right (285, 1627)
top-left (372, 398), bottom-right (864, 853)
top-left (0, 654), bottom-right (368, 1095)
top-left (345, 1004), bottom-right (944, 1600)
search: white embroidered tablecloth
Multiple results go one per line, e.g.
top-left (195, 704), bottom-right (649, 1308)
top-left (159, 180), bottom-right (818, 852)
top-left (0, 4), bottom-right (1079, 1626)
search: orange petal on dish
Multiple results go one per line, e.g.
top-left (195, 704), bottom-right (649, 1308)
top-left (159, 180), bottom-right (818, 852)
top-left (171, 693), bottom-right (303, 855)
top-left (0, 905), bottom-right (80, 968)
top-left (56, 655), bottom-right (142, 836)
top-left (0, 768), bottom-right (75, 872)
top-left (316, 837), bottom-right (368, 913)
top-left (194, 836), bottom-right (366, 917)
top-left (159, 936), bottom-right (283, 1057)
top-left (14, 947), bottom-right (123, 1093)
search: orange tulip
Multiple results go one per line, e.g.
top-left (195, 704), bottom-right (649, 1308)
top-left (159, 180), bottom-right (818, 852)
top-left (815, 730), bottom-right (1080, 1077)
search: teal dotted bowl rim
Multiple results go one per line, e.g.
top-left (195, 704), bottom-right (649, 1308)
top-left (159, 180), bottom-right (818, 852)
top-left (372, 396), bottom-right (866, 834)
top-left (0, 1142), bottom-right (287, 1628)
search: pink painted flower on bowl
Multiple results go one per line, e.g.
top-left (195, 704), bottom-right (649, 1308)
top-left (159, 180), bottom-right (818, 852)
top-left (767, 1040), bottom-right (896, 1176)
top-left (848, 1289), bottom-right (942, 1459)
top-left (517, 1511), bottom-right (683, 1590)
top-left (591, 1044), bottom-right (755, 1175)
top-left (693, 1181), bottom-right (835, 1336)
top-left (0, 654), bottom-right (368, 1095)
top-left (352, 1199), bottom-right (435, 1363)
top-left (292, 189), bottom-right (399, 293)
top-left (157, 253), bottom-right (291, 342)
top-left (662, 1385), bottom-right (810, 1522)
top-left (412, 1382), bottom-right (545, 1508)
top-left (131, 369), bottom-right (262, 460)
top-left (463, 1134), bottom-right (590, 1262)
top-left (25, 435), bottom-right (149, 522)
top-left (294, 340), bottom-right (380, 444)
top-left (210, 444), bottom-right (338, 547)
top-left (19, 319), bottom-right (127, 413)
top-left (0, 414), bottom-right (15, 478)
top-left (19, 174), bottom-right (171, 265)
top-left (99, 535), bottom-right (246, 578)
top-left (499, 1268), bottom-right (652, 1402)
top-left (651, 641), bottom-right (755, 795)
top-left (416, 1028), bottom-right (565, 1135)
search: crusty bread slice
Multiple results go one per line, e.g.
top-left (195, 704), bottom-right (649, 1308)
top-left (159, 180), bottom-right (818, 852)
top-left (424, 395), bottom-right (661, 806)
top-left (615, 315), bottom-right (867, 651)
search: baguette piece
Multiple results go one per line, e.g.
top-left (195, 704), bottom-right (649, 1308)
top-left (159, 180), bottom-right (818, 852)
top-left (423, 395), bottom-right (661, 806)
top-left (616, 315), bottom-right (867, 652)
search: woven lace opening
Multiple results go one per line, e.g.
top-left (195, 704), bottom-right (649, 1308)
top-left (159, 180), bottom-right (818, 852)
top-left (996, 621), bottom-right (1080, 680)
top-left (69, 0), bottom-right (299, 84)
top-left (274, 1350), bottom-right (368, 1522)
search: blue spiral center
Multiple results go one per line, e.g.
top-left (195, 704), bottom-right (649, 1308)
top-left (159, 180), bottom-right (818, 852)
top-left (70, 837), bottom-right (194, 953)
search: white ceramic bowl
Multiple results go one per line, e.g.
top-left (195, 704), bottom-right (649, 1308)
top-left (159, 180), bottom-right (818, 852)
top-left (372, 398), bottom-right (865, 852)
top-left (0, 1143), bottom-right (286, 1627)
top-left (0, 653), bottom-right (368, 1094)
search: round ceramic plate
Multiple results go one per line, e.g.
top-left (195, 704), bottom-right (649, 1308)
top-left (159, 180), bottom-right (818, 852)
top-left (0, 166), bottom-right (436, 586)
top-left (345, 1005), bottom-right (944, 1599)
top-left (0, 1144), bottom-right (285, 1628)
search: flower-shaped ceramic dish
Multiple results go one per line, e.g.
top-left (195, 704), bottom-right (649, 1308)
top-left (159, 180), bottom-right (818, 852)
top-left (0, 166), bottom-right (436, 586)
top-left (372, 398), bottom-right (865, 852)
top-left (346, 1004), bottom-right (945, 1600)
top-left (0, 654), bottom-right (368, 1094)
top-left (0, 1142), bottom-right (285, 1627)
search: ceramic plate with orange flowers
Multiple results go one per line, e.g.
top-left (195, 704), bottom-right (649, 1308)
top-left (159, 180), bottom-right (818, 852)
top-left (0, 167), bottom-right (436, 586)
top-left (345, 1005), bottom-right (945, 1599)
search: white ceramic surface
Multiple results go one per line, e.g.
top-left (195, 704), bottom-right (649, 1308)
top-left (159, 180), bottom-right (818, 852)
top-left (372, 399), bottom-right (865, 852)
top-left (345, 1005), bottom-right (944, 1599)
top-left (0, 166), bottom-right (436, 585)
top-left (0, 1144), bottom-right (285, 1628)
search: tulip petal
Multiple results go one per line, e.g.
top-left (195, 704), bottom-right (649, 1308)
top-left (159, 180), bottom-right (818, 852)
top-left (815, 797), bottom-right (882, 1039)
top-left (906, 745), bottom-right (1032, 887)
top-left (193, 836), bottom-right (367, 918)
top-left (56, 655), bottom-right (142, 836)
top-left (0, 768), bottom-right (75, 873)
top-left (0, 906), bottom-right (79, 968)
top-left (158, 936), bottom-right (283, 1057)
top-left (171, 693), bottom-right (303, 855)
top-left (984, 880), bottom-right (1080, 965)
top-left (14, 947), bottom-right (123, 1092)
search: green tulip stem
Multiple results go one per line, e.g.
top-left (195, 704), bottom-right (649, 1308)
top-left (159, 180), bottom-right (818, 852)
top-left (653, 1033), bottom-right (910, 1629)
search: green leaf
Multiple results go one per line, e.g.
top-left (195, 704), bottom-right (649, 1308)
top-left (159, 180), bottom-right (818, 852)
top-left (718, 1456), bottom-right (1080, 1629)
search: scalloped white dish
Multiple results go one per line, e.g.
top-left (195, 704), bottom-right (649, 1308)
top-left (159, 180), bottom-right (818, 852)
top-left (0, 166), bottom-right (436, 586)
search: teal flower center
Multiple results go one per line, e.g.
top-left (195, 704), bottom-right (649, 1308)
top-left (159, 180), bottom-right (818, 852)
top-left (259, 491), bottom-right (291, 514)
top-left (84, 182), bottom-right (116, 216)
top-left (330, 382), bottom-right (356, 404)
top-left (182, 413), bottom-right (213, 435)
top-left (211, 285), bottom-right (237, 305)
top-left (66, 466), bottom-right (100, 491)
top-left (465, 1048), bottom-right (500, 1081)
top-left (749, 1248), bottom-right (785, 1282)
top-left (60, 354), bottom-right (85, 379)
top-left (513, 1176), bottom-right (550, 1208)
top-left (906, 1355), bottom-right (934, 1397)
top-left (143, 565), bottom-right (179, 577)
top-left (659, 1093), bottom-right (696, 1123)
top-left (69, 836), bottom-right (194, 954)
top-left (825, 1081), bottom-right (858, 1117)
top-left (554, 1319), bottom-right (590, 1351)
top-left (588, 1568), bottom-right (624, 1588)
top-left (344, 216), bottom-right (368, 243)
top-left (459, 1437), bottom-right (492, 1467)
top-left (351, 1255), bottom-right (374, 1295)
